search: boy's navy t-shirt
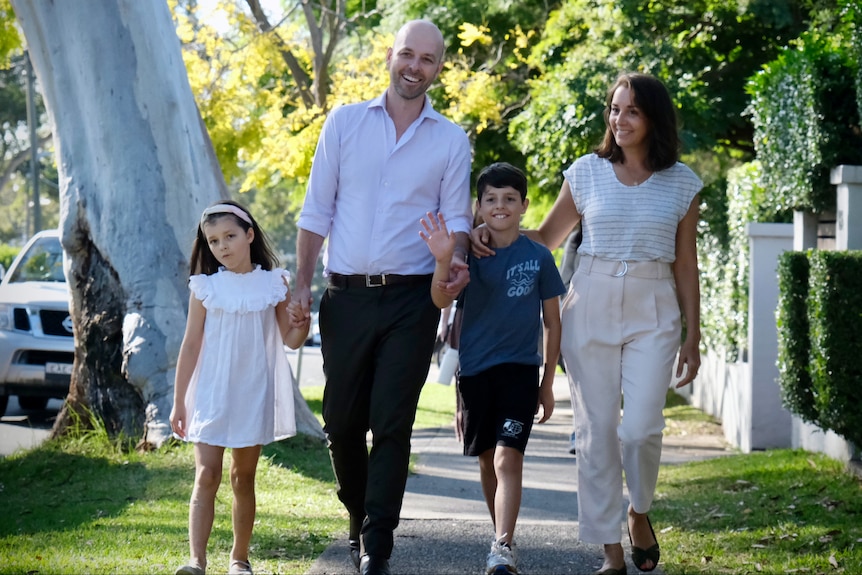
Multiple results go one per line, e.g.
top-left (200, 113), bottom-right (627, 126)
top-left (458, 234), bottom-right (566, 377)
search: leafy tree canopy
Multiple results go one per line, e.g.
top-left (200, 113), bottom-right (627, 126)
top-left (509, 0), bottom-right (830, 199)
top-left (173, 0), bottom-right (553, 222)
top-left (0, 5), bottom-right (54, 243)
top-left (0, 0), bottom-right (21, 63)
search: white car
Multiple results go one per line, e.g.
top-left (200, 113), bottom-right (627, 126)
top-left (0, 230), bottom-right (74, 416)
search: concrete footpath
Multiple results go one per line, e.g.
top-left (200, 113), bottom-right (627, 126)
top-left (305, 371), bottom-right (733, 575)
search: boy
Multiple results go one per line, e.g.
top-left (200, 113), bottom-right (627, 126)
top-left (420, 162), bottom-right (565, 575)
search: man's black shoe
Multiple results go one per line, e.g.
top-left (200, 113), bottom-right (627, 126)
top-left (348, 539), bottom-right (361, 571)
top-left (359, 554), bottom-right (391, 575)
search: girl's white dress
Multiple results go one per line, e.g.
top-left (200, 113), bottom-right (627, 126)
top-left (183, 266), bottom-right (297, 448)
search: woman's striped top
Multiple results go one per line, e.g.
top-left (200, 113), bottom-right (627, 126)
top-left (563, 154), bottom-right (702, 263)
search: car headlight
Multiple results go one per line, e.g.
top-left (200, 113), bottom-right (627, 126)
top-left (0, 303), bottom-right (12, 331)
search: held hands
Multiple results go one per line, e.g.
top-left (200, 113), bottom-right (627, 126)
top-left (420, 212), bottom-right (469, 297)
top-left (292, 283), bottom-right (313, 320)
top-left (282, 275), bottom-right (311, 331)
top-left (444, 254), bottom-right (470, 297)
top-left (287, 299), bottom-right (311, 330)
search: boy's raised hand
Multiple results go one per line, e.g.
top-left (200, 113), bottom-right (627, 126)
top-left (420, 212), bottom-right (456, 263)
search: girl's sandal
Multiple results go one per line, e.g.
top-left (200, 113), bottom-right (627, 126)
top-left (175, 566), bottom-right (205, 575)
top-left (229, 559), bottom-right (253, 575)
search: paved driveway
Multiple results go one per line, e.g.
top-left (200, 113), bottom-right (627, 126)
top-left (0, 397), bottom-right (61, 457)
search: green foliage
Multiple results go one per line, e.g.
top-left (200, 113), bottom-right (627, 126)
top-left (807, 251), bottom-right (862, 447)
top-left (0, 0), bottom-right (21, 64)
top-left (0, 53), bottom-right (54, 243)
top-left (509, 0), bottom-right (817, 197)
top-left (746, 30), bottom-right (862, 212)
top-left (777, 249), bottom-right (862, 446)
top-left (0, 243), bottom-right (18, 271)
top-left (699, 161), bottom-right (791, 361)
top-left (379, 0), bottom-right (553, 184)
top-left (0, 65), bottom-right (25, 126)
top-left (776, 251), bottom-right (817, 424)
top-left (508, 56), bottom-right (611, 192)
top-left (847, 0), bottom-right (862, 122)
top-left (379, 0), bottom-right (551, 58)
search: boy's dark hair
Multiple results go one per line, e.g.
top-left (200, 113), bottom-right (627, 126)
top-left (476, 162), bottom-right (528, 202)
top-left (190, 199), bottom-right (279, 275)
top-left (595, 72), bottom-right (681, 172)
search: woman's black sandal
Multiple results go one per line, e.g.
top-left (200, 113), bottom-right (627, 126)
top-left (628, 514), bottom-right (660, 572)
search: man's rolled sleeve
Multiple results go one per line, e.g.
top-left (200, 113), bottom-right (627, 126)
top-left (298, 110), bottom-right (341, 237)
top-left (438, 130), bottom-right (473, 235)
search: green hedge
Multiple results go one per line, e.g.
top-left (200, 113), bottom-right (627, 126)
top-left (776, 252), bottom-right (816, 424)
top-left (808, 251), bottom-right (862, 446)
top-left (746, 30), bottom-right (862, 213)
top-left (776, 250), bottom-right (862, 448)
top-left (846, 0), bottom-right (862, 124)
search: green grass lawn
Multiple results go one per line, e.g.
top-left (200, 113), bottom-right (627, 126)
top-left (656, 391), bottom-right (862, 574)
top-left (0, 382), bottom-right (458, 575)
top-left (653, 450), bottom-right (862, 574)
top-left (1, 384), bottom-right (860, 574)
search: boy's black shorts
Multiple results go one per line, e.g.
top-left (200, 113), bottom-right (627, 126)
top-left (458, 362), bottom-right (540, 456)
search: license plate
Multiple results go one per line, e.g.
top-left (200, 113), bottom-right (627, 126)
top-left (45, 362), bottom-right (73, 375)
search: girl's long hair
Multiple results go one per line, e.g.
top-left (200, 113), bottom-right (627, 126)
top-left (594, 73), bottom-right (681, 172)
top-left (190, 200), bottom-right (278, 275)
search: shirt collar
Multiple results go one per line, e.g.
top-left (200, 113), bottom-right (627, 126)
top-left (370, 91), bottom-right (440, 124)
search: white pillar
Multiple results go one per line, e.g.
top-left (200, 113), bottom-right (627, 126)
top-left (745, 222), bottom-right (794, 451)
top-left (832, 165), bottom-right (862, 250)
top-left (793, 211), bottom-right (818, 250)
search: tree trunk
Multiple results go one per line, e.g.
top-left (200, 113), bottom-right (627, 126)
top-left (11, 0), bottom-right (324, 447)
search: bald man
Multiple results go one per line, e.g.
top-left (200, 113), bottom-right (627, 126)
top-left (294, 20), bottom-right (473, 575)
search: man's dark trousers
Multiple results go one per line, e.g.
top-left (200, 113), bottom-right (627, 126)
top-left (319, 278), bottom-right (438, 559)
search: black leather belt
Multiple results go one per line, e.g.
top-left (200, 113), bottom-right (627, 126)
top-left (329, 272), bottom-right (433, 288)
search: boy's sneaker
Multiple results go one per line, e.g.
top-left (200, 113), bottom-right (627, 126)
top-left (486, 536), bottom-right (517, 574)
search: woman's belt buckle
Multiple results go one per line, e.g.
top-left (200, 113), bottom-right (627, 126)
top-left (613, 261), bottom-right (628, 277)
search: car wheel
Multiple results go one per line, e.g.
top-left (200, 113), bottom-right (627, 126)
top-left (0, 394), bottom-right (7, 417)
top-left (18, 396), bottom-right (49, 411)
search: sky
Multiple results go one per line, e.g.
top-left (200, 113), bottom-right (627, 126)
top-left (196, 0), bottom-right (285, 32)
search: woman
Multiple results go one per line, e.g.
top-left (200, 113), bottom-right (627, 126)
top-left (473, 72), bottom-right (702, 574)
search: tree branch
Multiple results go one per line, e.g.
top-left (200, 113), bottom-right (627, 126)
top-left (244, 0), bottom-right (316, 109)
top-left (0, 134), bottom-right (53, 195)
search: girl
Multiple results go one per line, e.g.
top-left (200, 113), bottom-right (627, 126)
top-left (170, 200), bottom-right (309, 575)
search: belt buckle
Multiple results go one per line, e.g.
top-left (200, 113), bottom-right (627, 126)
top-left (366, 274), bottom-right (386, 287)
top-left (613, 261), bottom-right (628, 277)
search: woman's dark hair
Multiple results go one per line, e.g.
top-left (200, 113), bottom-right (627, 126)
top-left (190, 200), bottom-right (278, 275)
top-left (595, 73), bottom-right (680, 172)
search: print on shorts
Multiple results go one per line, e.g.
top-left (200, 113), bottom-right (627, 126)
top-left (502, 418), bottom-right (525, 439)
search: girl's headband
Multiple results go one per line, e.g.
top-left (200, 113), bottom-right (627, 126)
top-left (200, 204), bottom-right (252, 228)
